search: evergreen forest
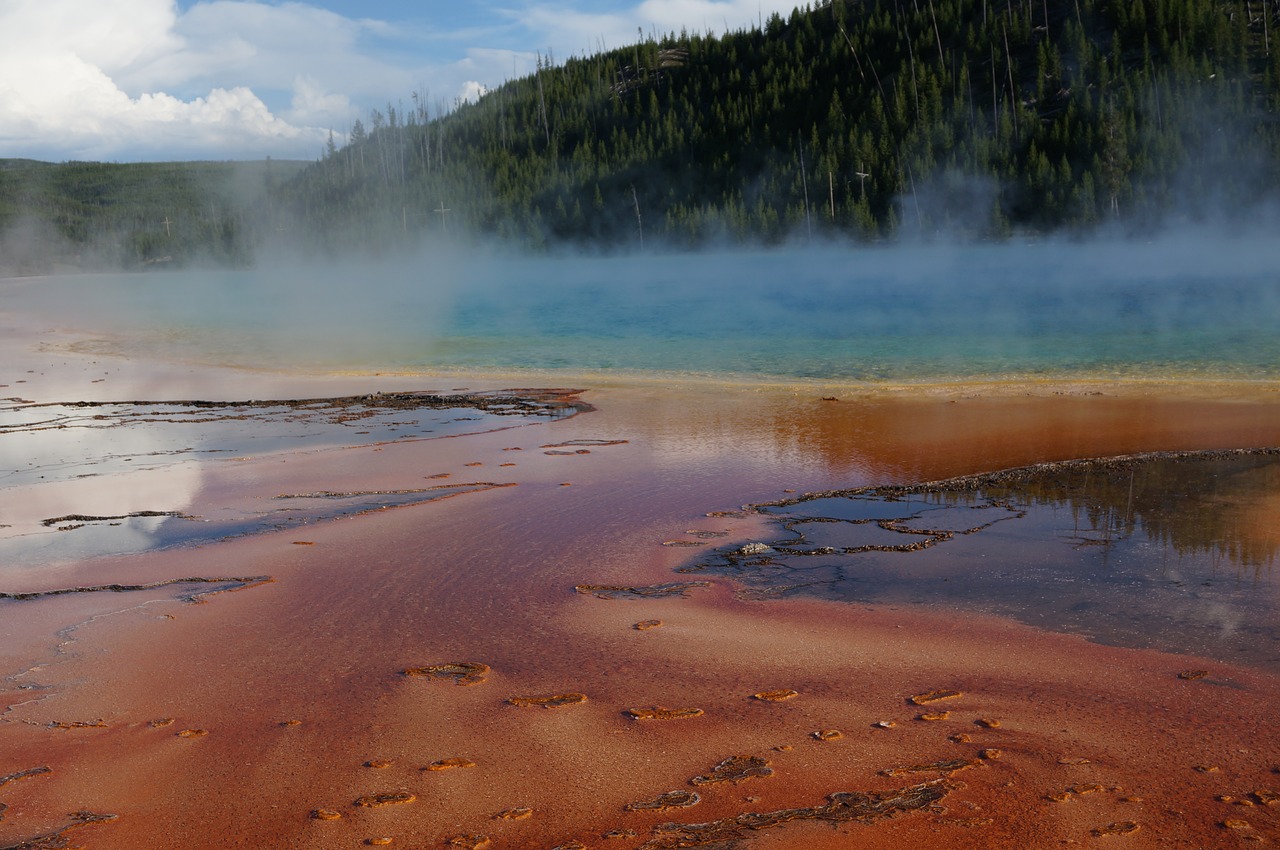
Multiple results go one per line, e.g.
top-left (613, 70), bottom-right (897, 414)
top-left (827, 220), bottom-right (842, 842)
top-left (3, 0), bottom-right (1280, 269)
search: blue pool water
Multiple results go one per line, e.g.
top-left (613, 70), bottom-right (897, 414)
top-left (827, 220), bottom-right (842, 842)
top-left (3, 240), bottom-right (1278, 669)
top-left (9, 237), bottom-right (1280, 383)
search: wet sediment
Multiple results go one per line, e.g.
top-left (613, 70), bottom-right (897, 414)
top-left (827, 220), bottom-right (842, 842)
top-left (0, 576), bottom-right (271, 603)
top-left (1, 388), bottom-right (590, 428)
top-left (4, 383), bottom-right (1280, 849)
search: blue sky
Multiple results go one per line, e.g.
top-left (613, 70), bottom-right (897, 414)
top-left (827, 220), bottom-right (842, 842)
top-left (0, 0), bottom-right (803, 163)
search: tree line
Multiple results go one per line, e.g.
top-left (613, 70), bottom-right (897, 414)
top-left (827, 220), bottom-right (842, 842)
top-left (0, 158), bottom-right (304, 273)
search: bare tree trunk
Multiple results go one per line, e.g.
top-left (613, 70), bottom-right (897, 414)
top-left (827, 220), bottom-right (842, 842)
top-left (928, 0), bottom-right (945, 66)
top-left (536, 52), bottom-right (551, 146)
top-left (907, 34), bottom-right (921, 121)
top-left (630, 185), bottom-right (644, 249)
top-left (1004, 24), bottom-right (1019, 141)
top-left (799, 137), bottom-right (812, 240)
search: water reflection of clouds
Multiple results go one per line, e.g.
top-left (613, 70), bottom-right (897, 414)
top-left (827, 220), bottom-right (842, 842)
top-left (0, 464), bottom-right (204, 574)
top-left (0, 400), bottom-right (208, 568)
top-left (1, 412), bottom-right (210, 485)
top-left (0, 393), bottom-right (572, 569)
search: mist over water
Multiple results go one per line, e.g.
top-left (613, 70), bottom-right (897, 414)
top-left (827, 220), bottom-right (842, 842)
top-left (10, 232), bottom-right (1280, 383)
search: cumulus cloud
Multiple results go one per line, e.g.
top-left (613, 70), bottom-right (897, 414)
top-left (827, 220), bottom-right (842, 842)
top-left (459, 81), bottom-right (490, 103)
top-left (289, 76), bottom-right (354, 127)
top-left (0, 0), bottom-right (342, 160)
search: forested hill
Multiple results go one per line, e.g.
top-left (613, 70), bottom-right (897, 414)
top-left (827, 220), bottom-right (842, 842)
top-left (4, 0), bottom-right (1280, 268)
top-left (0, 158), bottom-right (305, 272)
top-left (285, 0), bottom-right (1280, 250)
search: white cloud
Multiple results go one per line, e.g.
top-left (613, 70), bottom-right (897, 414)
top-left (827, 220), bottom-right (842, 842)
top-left (289, 76), bottom-right (353, 127)
top-left (0, 0), bottom-right (804, 162)
top-left (146, 2), bottom-right (376, 95)
top-left (459, 81), bottom-right (490, 104)
top-left (637, 0), bottom-right (796, 32)
top-left (4, 0), bottom-right (183, 76)
top-left (0, 0), bottom-right (339, 160)
top-left (500, 0), bottom-right (800, 56)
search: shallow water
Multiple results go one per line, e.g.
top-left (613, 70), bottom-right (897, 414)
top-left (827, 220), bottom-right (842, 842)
top-left (0, 394), bottom-right (569, 486)
top-left (3, 243), bottom-right (1280, 663)
top-left (0, 391), bottom-right (577, 567)
top-left (3, 318), bottom-right (1280, 848)
top-left (688, 451), bottom-right (1280, 670)
top-left (8, 239), bottom-right (1280, 382)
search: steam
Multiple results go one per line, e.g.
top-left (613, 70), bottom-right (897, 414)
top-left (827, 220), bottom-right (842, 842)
top-left (10, 225), bottom-right (1280, 385)
top-left (0, 216), bottom-right (83, 277)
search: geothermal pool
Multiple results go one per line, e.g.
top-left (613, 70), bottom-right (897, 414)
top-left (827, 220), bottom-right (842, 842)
top-left (2, 240), bottom-right (1280, 848)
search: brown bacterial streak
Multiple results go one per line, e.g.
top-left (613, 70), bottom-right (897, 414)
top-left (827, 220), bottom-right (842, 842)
top-left (541, 439), bottom-right (629, 447)
top-left (0, 767), bottom-right (51, 788)
top-left (507, 693), bottom-right (587, 708)
top-left (353, 793), bottom-right (416, 808)
top-left (272, 485), bottom-right (511, 500)
top-left (16, 390), bottom-right (588, 417)
top-left (880, 757), bottom-right (983, 777)
top-left (574, 582), bottom-right (711, 599)
top-left (41, 510), bottom-right (187, 527)
top-left (401, 662), bottom-right (490, 685)
top-left (689, 755), bottom-right (773, 785)
top-left (0, 576), bottom-right (273, 603)
top-left (0, 811), bottom-right (118, 850)
top-left (639, 779), bottom-right (957, 849)
top-left (752, 689), bottom-right (798, 701)
top-left (625, 707), bottom-right (704, 720)
top-left (625, 790), bottom-right (701, 812)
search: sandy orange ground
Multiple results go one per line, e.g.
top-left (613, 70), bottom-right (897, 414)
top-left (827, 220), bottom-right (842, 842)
top-left (2, 319), bottom-right (1280, 849)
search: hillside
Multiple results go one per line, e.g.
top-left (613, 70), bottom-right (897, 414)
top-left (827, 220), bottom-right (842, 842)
top-left (0, 159), bottom-right (305, 273)
top-left (3, 0), bottom-right (1278, 267)
top-left (280, 0), bottom-right (1280, 251)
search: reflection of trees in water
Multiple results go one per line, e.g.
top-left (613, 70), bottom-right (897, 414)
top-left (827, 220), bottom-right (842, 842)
top-left (698, 449), bottom-right (1280, 668)
top-left (983, 454), bottom-right (1280, 573)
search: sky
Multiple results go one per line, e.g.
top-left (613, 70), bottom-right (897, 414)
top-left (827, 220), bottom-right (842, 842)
top-left (0, 0), bottom-right (804, 163)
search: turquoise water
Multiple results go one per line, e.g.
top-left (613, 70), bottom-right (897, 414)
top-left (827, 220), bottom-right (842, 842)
top-left (11, 238), bottom-right (1280, 382)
